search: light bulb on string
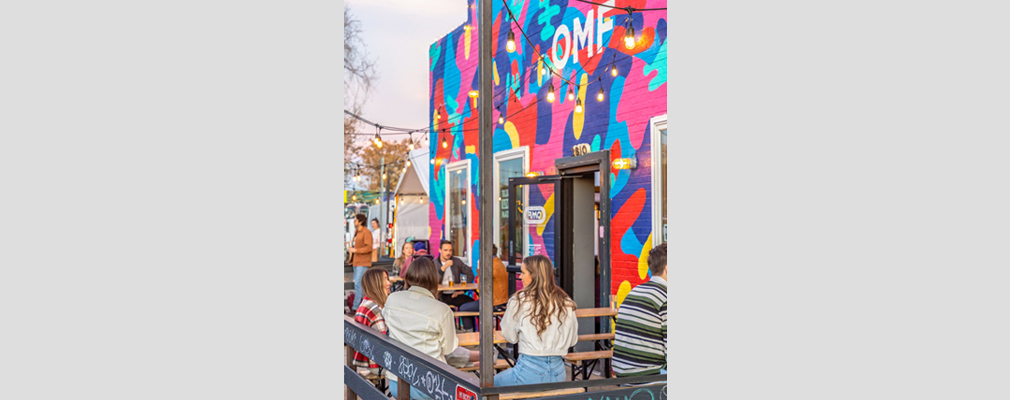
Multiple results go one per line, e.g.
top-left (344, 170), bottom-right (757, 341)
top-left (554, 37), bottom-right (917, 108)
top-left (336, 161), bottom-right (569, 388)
top-left (373, 126), bottom-right (383, 148)
top-left (506, 29), bottom-right (516, 53)
top-left (611, 64), bottom-right (618, 77)
top-left (408, 133), bottom-right (414, 150)
top-left (575, 98), bottom-right (583, 113)
top-left (597, 86), bottom-right (605, 102)
top-left (624, 14), bottom-right (636, 50)
top-left (497, 106), bottom-right (504, 124)
top-left (406, 158), bottom-right (411, 167)
top-left (567, 86), bottom-right (574, 101)
top-left (383, 172), bottom-right (387, 180)
top-left (442, 135), bottom-right (448, 149)
top-left (546, 82), bottom-right (555, 103)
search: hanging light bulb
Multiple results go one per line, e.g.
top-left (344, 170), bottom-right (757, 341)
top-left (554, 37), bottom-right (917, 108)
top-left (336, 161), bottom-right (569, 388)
top-left (468, 90), bottom-right (478, 98)
top-left (575, 98), bottom-right (583, 113)
top-left (597, 86), bottom-right (605, 102)
top-left (624, 25), bottom-right (636, 50)
top-left (442, 136), bottom-right (448, 149)
top-left (406, 159), bottom-right (411, 167)
top-left (506, 29), bottom-right (516, 53)
top-left (383, 172), bottom-right (387, 180)
top-left (408, 133), bottom-right (414, 150)
top-left (567, 86), bottom-right (574, 101)
top-left (430, 158), bottom-right (435, 165)
top-left (611, 64), bottom-right (618, 77)
top-left (373, 127), bottom-right (383, 148)
top-left (546, 82), bottom-right (555, 103)
top-left (499, 114), bottom-right (504, 124)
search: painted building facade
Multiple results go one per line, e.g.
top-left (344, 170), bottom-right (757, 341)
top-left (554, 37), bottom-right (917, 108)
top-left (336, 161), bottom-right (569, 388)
top-left (426, 0), bottom-right (667, 304)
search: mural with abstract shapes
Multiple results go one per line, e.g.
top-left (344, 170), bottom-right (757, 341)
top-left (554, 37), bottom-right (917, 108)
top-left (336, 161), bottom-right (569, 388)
top-left (428, 0), bottom-right (667, 304)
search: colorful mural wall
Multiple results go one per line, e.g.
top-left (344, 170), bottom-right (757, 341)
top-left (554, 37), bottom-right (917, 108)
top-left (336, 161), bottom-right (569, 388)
top-left (427, 0), bottom-right (667, 304)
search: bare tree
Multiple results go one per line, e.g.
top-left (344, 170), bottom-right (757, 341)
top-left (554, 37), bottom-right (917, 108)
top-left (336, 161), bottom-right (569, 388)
top-left (343, 4), bottom-right (378, 190)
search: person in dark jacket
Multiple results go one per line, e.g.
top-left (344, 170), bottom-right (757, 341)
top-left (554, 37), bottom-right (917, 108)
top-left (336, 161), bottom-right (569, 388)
top-left (436, 240), bottom-right (476, 308)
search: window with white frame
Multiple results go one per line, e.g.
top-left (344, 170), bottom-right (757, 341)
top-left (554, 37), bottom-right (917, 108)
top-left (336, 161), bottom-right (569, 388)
top-left (445, 160), bottom-right (471, 260)
top-left (651, 115), bottom-right (668, 245)
top-left (493, 147), bottom-right (528, 261)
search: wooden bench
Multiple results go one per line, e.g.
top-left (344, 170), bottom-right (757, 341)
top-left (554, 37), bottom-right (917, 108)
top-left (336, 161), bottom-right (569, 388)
top-left (452, 311), bottom-right (505, 318)
top-left (500, 388), bottom-right (585, 399)
top-left (457, 359), bottom-right (511, 372)
top-left (577, 333), bottom-right (615, 342)
top-left (564, 350), bottom-right (613, 380)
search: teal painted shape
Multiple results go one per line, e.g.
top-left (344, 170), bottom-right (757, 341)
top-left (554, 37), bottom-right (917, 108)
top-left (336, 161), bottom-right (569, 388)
top-left (644, 40), bottom-right (668, 91)
top-left (430, 42), bottom-right (442, 72)
top-left (537, 3), bottom-right (561, 41)
top-left (591, 134), bottom-right (601, 151)
top-left (620, 223), bottom-right (643, 261)
top-left (442, 32), bottom-right (461, 115)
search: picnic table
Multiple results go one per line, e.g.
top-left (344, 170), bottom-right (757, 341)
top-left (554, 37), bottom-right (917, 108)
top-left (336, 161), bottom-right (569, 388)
top-left (437, 283), bottom-right (478, 292)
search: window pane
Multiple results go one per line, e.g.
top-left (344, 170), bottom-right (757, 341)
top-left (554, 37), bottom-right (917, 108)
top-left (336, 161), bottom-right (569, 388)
top-left (498, 158), bottom-right (524, 262)
top-left (449, 168), bottom-right (468, 258)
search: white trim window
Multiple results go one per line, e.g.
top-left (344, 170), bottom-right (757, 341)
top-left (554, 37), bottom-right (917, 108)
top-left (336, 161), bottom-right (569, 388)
top-left (493, 147), bottom-right (529, 261)
top-left (650, 115), bottom-right (668, 246)
top-left (445, 160), bottom-right (472, 260)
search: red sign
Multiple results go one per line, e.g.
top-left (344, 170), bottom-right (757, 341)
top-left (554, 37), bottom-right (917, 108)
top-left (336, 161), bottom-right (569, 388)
top-left (456, 385), bottom-right (476, 400)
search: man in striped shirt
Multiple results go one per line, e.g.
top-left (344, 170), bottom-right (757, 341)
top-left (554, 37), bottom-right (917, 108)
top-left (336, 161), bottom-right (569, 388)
top-left (613, 242), bottom-right (667, 377)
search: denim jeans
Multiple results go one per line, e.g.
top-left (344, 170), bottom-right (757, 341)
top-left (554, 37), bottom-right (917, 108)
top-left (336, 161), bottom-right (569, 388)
top-left (388, 378), bottom-right (432, 400)
top-left (352, 266), bottom-right (367, 311)
top-left (493, 354), bottom-right (566, 386)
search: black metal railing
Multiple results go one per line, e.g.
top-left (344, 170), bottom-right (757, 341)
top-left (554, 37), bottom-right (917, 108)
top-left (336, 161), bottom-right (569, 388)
top-left (344, 316), bottom-right (667, 400)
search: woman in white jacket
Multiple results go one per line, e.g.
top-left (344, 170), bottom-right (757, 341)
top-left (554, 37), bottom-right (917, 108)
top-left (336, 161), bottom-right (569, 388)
top-left (495, 255), bottom-right (578, 386)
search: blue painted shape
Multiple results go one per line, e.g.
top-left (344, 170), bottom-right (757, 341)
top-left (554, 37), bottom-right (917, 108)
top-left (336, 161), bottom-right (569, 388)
top-left (591, 134), bottom-right (601, 151)
top-left (620, 224), bottom-right (643, 261)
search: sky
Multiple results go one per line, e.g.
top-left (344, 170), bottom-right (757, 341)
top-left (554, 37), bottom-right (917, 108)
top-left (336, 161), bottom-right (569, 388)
top-left (348, 0), bottom-right (466, 146)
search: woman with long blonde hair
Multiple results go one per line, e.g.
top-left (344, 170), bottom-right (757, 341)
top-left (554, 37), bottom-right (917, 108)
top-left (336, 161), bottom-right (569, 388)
top-left (352, 268), bottom-right (391, 375)
top-left (495, 255), bottom-right (578, 386)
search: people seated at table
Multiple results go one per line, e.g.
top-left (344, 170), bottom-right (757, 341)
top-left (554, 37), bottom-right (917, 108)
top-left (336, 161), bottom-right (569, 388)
top-left (392, 239), bottom-right (414, 278)
top-left (495, 255), bottom-right (578, 386)
top-left (352, 268), bottom-right (391, 376)
top-left (613, 242), bottom-right (668, 377)
top-left (383, 257), bottom-right (478, 399)
top-left (457, 244), bottom-right (509, 331)
top-left (435, 240), bottom-right (476, 308)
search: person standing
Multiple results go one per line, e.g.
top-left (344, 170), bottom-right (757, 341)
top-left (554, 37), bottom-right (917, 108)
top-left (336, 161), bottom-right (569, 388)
top-left (370, 218), bottom-right (381, 262)
top-left (613, 243), bottom-right (668, 377)
top-left (348, 214), bottom-right (373, 311)
top-left (494, 255), bottom-right (578, 386)
top-left (435, 240), bottom-right (475, 308)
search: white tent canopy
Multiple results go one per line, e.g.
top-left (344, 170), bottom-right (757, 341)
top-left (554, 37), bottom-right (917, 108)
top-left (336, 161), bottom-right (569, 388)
top-left (392, 150), bottom-right (430, 257)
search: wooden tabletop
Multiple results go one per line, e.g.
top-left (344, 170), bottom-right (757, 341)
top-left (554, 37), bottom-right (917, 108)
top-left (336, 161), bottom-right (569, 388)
top-left (389, 276), bottom-right (403, 282)
top-left (456, 331), bottom-right (507, 347)
top-left (574, 307), bottom-right (618, 318)
top-left (437, 283), bottom-right (478, 292)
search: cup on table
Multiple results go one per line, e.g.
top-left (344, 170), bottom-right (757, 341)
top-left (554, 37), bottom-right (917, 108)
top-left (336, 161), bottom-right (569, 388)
top-left (461, 276), bottom-right (467, 285)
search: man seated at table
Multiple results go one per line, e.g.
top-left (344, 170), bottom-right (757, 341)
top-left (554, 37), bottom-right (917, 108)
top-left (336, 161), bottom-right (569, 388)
top-left (457, 244), bottom-right (509, 331)
top-left (613, 243), bottom-right (668, 377)
top-left (436, 240), bottom-right (476, 309)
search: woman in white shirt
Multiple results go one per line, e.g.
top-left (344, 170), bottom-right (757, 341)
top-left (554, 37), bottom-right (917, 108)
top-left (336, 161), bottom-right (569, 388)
top-left (495, 255), bottom-right (578, 386)
top-left (383, 257), bottom-right (477, 399)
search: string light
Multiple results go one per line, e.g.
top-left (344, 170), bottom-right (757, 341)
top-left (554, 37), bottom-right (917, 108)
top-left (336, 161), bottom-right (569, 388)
top-left (506, 29), bottom-right (516, 53)
top-left (497, 106), bottom-right (504, 124)
top-left (406, 158), bottom-right (411, 167)
top-left (624, 11), bottom-right (636, 50)
top-left (468, 90), bottom-right (478, 98)
top-left (611, 64), bottom-right (618, 77)
top-left (408, 132), bottom-right (414, 150)
top-left (373, 126), bottom-right (383, 148)
top-left (546, 82), bottom-right (556, 103)
top-left (575, 98), bottom-right (583, 113)
top-left (597, 86), bottom-right (605, 102)
top-left (442, 135), bottom-right (448, 149)
top-left (567, 86), bottom-right (574, 101)
top-left (383, 172), bottom-right (387, 180)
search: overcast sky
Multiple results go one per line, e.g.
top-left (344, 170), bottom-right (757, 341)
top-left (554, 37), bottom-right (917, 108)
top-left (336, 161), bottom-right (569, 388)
top-left (348, 0), bottom-right (466, 145)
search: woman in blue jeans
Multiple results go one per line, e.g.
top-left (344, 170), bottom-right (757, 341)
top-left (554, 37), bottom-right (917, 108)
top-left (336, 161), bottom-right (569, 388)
top-left (495, 255), bottom-right (578, 386)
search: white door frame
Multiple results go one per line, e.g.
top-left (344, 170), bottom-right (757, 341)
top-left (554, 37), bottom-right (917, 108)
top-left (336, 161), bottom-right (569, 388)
top-left (492, 146), bottom-right (530, 259)
top-left (650, 115), bottom-right (668, 246)
top-left (445, 159), bottom-right (472, 261)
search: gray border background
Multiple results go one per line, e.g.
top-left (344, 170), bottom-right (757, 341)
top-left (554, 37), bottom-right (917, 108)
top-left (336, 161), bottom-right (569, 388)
top-left (2, 0), bottom-right (1008, 399)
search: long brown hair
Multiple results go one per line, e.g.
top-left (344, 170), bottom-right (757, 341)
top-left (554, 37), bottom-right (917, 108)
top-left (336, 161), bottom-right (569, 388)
top-left (513, 255), bottom-right (575, 338)
top-left (404, 257), bottom-right (439, 297)
top-left (361, 268), bottom-right (389, 308)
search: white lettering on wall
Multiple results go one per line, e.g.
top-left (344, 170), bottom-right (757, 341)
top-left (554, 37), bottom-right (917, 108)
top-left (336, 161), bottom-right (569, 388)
top-left (597, 4), bottom-right (614, 54)
top-left (572, 9), bottom-right (594, 62)
top-left (551, 24), bottom-right (571, 71)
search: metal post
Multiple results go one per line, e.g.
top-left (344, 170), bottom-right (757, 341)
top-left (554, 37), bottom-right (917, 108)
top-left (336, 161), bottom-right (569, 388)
top-left (345, 345), bottom-right (358, 400)
top-left (379, 155), bottom-right (385, 256)
top-left (477, 0), bottom-right (496, 389)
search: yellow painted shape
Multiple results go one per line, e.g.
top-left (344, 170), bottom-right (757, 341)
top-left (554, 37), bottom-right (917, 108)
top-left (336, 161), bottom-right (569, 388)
top-left (536, 192), bottom-right (555, 236)
top-left (464, 26), bottom-right (472, 60)
top-left (537, 58), bottom-right (543, 86)
top-left (616, 280), bottom-right (632, 305)
top-left (465, 145), bottom-right (476, 154)
top-left (639, 233), bottom-right (654, 280)
top-left (503, 121), bottom-right (520, 148)
top-left (573, 74), bottom-right (588, 139)
top-left (493, 60), bottom-right (499, 85)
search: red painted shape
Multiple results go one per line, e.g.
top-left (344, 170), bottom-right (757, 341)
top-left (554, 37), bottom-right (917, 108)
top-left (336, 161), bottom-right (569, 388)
top-left (610, 141), bottom-right (621, 178)
top-left (456, 385), bottom-right (476, 400)
top-left (610, 188), bottom-right (647, 291)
